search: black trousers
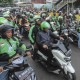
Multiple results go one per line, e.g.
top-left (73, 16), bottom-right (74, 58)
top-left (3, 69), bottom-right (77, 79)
top-left (38, 46), bottom-right (53, 66)
top-left (33, 44), bottom-right (38, 60)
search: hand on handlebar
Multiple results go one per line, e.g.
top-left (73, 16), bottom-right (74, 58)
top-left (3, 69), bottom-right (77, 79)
top-left (26, 51), bottom-right (32, 57)
top-left (43, 45), bottom-right (48, 49)
top-left (59, 37), bottom-right (64, 41)
top-left (0, 67), bottom-right (3, 72)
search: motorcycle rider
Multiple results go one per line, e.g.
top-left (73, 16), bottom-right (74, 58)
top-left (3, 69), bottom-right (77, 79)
top-left (58, 16), bottom-right (64, 35)
top-left (40, 12), bottom-right (47, 21)
top-left (0, 24), bottom-right (31, 72)
top-left (29, 15), bottom-right (41, 60)
top-left (3, 12), bottom-right (18, 29)
top-left (36, 21), bottom-right (63, 71)
top-left (28, 13), bottom-right (34, 23)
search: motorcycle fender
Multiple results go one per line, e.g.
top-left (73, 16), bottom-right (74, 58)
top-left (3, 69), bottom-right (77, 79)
top-left (64, 63), bottom-right (75, 74)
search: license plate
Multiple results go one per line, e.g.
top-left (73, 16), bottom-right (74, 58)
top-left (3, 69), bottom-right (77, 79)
top-left (15, 67), bottom-right (36, 80)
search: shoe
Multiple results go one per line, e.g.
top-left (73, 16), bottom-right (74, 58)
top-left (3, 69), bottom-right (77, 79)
top-left (47, 66), bottom-right (60, 74)
top-left (52, 69), bottom-right (60, 74)
top-left (47, 66), bottom-right (55, 72)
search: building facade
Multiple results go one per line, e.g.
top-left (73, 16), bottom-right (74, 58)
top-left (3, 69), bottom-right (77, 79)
top-left (54, 0), bottom-right (77, 13)
top-left (13, 0), bottom-right (59, 9)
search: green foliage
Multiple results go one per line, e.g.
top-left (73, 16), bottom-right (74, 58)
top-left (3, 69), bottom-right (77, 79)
top-left (8, 0), bottom-right (13, 3)
top-left (0, 0), bottom-right (13, 3)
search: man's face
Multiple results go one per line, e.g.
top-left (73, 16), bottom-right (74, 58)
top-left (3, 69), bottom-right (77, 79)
top-left (5, 30), bottom-right (12, 38)
top-left (43, 28), bottom-right (48, 32)
top-left (36, 19), bottom-right (41, 25)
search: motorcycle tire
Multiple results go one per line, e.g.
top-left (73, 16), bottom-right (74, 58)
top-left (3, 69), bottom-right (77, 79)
top-left (64, 71), bottom-right (76, 80)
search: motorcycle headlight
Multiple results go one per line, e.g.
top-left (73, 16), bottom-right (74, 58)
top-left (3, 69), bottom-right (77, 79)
top-left (64, 57), bottom-right (71, 62)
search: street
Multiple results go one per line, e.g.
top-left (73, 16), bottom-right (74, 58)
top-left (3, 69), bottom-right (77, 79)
top-left (0, 0), bottom-right (80, 80)
top-left (24, 39), bottom-right (80, 80)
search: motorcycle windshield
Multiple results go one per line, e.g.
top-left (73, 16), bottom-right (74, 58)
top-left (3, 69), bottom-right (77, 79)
top-left (58, 42), bottom-right (67, 53)
top-left (12, 56), bottom-right (24, 65)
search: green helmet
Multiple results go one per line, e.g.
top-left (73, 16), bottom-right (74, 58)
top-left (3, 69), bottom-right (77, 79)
top-left (22, 14), bottom-right (25, 17)
top-left (3, 11), bottom-right (10, 17)
top-left (42, 13), bottom-right (46, 17)
top-left (58, 16), bottom-right (63, 20)
top-left (34, 15), bottom-right (41, 21)
top-left (3, 14), bottom-right (10, 17)
top-left (26, 12), bottom-right (30, 16)
top-left (30, 13), bottom-right (34, 17)
top-left (0, 17), bottom-right (8, 25)
top-left (41, 21), bottom-right (50, 30)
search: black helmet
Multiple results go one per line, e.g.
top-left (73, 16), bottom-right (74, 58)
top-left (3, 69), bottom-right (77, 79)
top-left (1, 24), bottom-right (14, 38)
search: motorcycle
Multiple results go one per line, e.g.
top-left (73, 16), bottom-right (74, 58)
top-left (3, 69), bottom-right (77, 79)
top-left (68, 26), bottom-right (78, 45)
top-left (32, 40), bottom-right (76, 80)
top-left (53, 28), bottom-right (73, 48)
top-left (0, 53), bottom-right (37, 80)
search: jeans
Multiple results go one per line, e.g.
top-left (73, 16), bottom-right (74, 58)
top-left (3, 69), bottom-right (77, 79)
top-left (77, 32), bottom-right (80, 48)
top-left (0, 70), bottom-right (9, 80)
top-left (0, 62), bottom-right (9, 80)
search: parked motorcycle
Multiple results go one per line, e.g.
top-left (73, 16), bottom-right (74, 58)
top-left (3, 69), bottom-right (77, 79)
top-left (32, 40), bottom-right (76, 80)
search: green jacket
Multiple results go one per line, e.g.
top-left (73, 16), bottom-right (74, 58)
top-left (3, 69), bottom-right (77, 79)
top-left (52, 16), bottom-right (58, 22)
top-left (50, 21), bottom-right (60, 31)
top-left (29, 25), bottom-right (40, 44)
top-left (0, 37), bottom-right (28, 58)
top-left (29, 26), bottom-right (35, 44)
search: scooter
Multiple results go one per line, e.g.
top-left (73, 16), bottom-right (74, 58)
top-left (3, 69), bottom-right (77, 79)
top-left (1, 54), bottom-right (37, 80)
top-left (68, 26), bottom-right (78, 45)
top-left (32, 40), bottom-right (76, 80)
top-left (53, 28), bottom-right (73, 47)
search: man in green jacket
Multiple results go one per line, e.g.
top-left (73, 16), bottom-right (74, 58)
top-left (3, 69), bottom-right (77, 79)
top-left (0, 24), bottom-right (31, 70)
top-left (29, 15), bottom-right (41, 60)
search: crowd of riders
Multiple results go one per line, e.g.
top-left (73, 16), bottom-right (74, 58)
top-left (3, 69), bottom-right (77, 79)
top-left (0, 7), bottom-right (80, 73)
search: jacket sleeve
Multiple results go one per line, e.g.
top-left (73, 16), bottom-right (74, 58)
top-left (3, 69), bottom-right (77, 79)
top-left (14, 37), bottom-right (28, 52)
top-left (36, 32), bottom-right (43, 47)
top-left (49, 30), bottom-right (60, 39)
top-left (28, 26), bottom-right (35, 44)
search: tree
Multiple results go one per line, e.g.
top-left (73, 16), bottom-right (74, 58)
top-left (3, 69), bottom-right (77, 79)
top-left (7, 0), bottom-right (13, 4)
top-left (0, 0), bottom-right (13, 6)
top-left (0, 0), bottom-right (13, 4)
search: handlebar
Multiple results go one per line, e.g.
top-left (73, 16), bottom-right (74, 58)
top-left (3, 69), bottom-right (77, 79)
top-left (51, 40), bottom-right (62, 48)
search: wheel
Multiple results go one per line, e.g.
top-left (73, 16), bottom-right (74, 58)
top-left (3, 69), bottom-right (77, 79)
top-left (9, 73), bottom-right (18, 80)
top-left (64, 72), bottom-right (76, 80)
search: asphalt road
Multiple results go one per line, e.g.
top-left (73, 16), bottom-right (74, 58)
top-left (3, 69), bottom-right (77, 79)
top-left (24, 39), bottom-right (80, 80)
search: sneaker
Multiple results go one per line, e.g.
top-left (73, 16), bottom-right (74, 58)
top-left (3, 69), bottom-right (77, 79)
top-left (47, 66), bottom-right (55, 72)
top-left (52, 69), bottom-right (60, 74)
top-left (47, 66), bottom-right (60, 74)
